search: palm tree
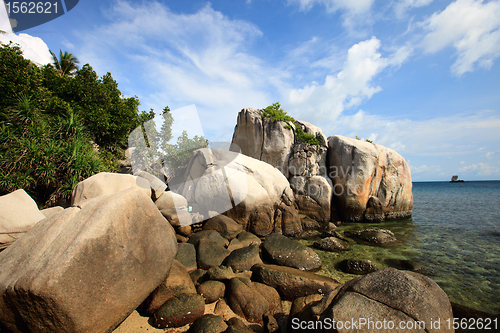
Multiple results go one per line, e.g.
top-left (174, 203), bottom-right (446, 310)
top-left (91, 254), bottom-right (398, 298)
top-left (50, 49), bottom-right (79, 76)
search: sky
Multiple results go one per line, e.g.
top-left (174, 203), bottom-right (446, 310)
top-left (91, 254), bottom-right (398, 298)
top-left (1, 0), bottom-right (500, 181)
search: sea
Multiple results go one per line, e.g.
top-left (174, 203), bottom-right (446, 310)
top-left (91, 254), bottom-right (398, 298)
top-left (308, 180), bottom-right (500, 315)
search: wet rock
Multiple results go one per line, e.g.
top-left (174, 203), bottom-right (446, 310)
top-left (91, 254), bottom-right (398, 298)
top-left (223, 244), bottom-right (263, 273)
top-left (153, 293), bottom-right (205, 329)
top-left (384, 258), bottom-right (435, 275)
top-left (251, 264), bottom-right (339, 301)
top-left (262, 233), bottom-right (321, 271)
top-left (346, 228), bottom-right (397, 245)
top-left (313, 237), bottom-right (351, 252)
top-left (338, 259), bottom-right (379, 275)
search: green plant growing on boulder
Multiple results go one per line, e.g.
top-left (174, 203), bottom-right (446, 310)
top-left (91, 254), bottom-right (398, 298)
top-left (262, 102), bottom-right (320, 145)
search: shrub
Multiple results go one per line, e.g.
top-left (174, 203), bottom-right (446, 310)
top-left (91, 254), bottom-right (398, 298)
top-left (262, 102), bottom-right (320, 145)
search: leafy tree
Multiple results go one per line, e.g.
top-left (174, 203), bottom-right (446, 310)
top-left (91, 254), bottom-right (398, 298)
top-left (0, 43), bottom-right (144, 206)
top-left (50, 49), bottom-right (79, 76)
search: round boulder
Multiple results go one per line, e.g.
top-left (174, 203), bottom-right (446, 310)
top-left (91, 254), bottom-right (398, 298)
top-left (262, 233), bottom-right (321, 271)
top-left (338, 259), bottom-right (379, 275)
top-left (153, 293), bottom-right (205, 329)
top-left (313, 237), bottom-right (351, 252)
top-left (203, 215), bottom-right (243, 240)
top-left (346, 228), bottom-right (397, 245)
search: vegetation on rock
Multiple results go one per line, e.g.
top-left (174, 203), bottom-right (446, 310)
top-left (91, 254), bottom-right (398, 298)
top-left (262, 102), bottom-right (320, 146)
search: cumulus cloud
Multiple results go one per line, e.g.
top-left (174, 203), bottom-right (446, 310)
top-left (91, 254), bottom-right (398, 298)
top-left (459, 162), bottom-right (500, 177)
top-left (420, 0), bottom-right (500, 76)
top-left (76, 1), bottom-right (281, 141)
top-left (0, 32), bottom-right (52, 66)
top-left (287, 37), bottom-right (411, 126)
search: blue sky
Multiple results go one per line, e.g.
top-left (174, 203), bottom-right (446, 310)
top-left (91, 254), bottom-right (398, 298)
top-left (1, 0), bottom-right (500, 181)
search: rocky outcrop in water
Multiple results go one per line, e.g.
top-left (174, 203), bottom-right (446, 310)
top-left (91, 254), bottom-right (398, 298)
top-left (328, 135), bottom-right (413, 222)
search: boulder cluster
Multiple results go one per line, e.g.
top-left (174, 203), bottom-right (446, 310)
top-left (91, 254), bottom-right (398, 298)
top-left (0, 170), bottom-right (453, 332)
top-left (231, 108), bottom-right (413, 224)
top-left (0, 108), bottom-right (454, 332)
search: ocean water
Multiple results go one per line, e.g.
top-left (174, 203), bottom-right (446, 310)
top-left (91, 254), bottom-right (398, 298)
top-left (306, 181), bottom-right (500, 315)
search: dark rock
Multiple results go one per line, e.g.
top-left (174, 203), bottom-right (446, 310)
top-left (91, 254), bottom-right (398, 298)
top-left (263, 313), bottom-right (279, 333)
top-left (139, 260), bottom-right (197, 316)
top-left (225, 317), bottom-right (255, 333)
top-left (227, 238), bottom-right (244, 252)
top-left (189, 269), bottom-right (208, 287)
top-left (187, 314), bottom-right (228, 333)
top-left (197, 280), bottom-right (225, 304)
top-left (226, 277), bottom-right (283, 324)
top-left (153, 293), bottom-right (205, 329)
top-left (203, 215), bottom-right (243, 240)
top-left (320, 230), bottom-right (348, 242)
top-left (300, 215), bottom-right (321, 230)
top-left (325, 268), bottom-right (453, 332)
top-left (294, 229), bottom-right (322, 240)
top-left (237, 231), bottom-right (262, 247)
top-left (313, 237), bottom-right (351, 252)
top-left (207, 265), bottom-right (236, 281)
top-left (384, 258), bottom-right (435, 275)
top-left (189, 229), bottom-right (230, 248)
top-left (251, 264), bottom-right (339, 301)
top-left (196, 239), bottom-right (230, 269)
top-left (338, 259), bottom-right (379, 275)
top-left (262, 233), bottom-right (321, 270)
top-left (176, 242), bottom-right (197, 271)
top-left (223, 244), bottom-right (263, 272)
top-left (345, 228), bottom-right (397, 245)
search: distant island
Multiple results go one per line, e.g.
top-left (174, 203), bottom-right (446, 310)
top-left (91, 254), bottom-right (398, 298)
top-left (450, 175), bottom-right (465, 183)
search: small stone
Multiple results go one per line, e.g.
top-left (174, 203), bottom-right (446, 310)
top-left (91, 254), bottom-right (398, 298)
top-left (197, 280), bottom-right (225, 304)
top-left (338, 259), bottom-right (379, 275)
top-left (187, 314), bottom-right (228, 333)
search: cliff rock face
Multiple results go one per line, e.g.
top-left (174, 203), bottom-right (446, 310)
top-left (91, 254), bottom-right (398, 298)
top-left (177, 148), bottom-right (302, 237)
top-left (231, 109), bottom-right (331, 222)
top-left (327, 135), bottom-right (413, 222)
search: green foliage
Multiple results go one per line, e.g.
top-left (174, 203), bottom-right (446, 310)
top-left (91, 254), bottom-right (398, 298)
top-left (0, 43), bottom-right (143, 206)
top-left (262, 102), bottom-right (320, 145)
top-left (262, 102), bottom-right (295, 123)
top-left (366, 139), bottom-right (373, 143)
top-left (50, 49), bottom-right (79, 76)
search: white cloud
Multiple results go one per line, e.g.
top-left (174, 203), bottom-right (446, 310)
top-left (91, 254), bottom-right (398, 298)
top-left (287, 0), bottom-right (374, 30)
top-left (0, 32), bottom-right (52, 66)
top-left (420, 0), bottom-right (500, 76)
top-left (459, 162), bottom-right (500, 176)
top-left (335, 109), bottom-right (500, 158)
top-left (394, 0), bottom-right (434, 18)
top-left (77, 1), bottom-right (281, 141)
top-left (286, 37), bottom-right (411, 126)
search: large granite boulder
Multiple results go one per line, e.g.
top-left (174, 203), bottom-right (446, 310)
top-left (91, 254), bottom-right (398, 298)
top-left (0, 187), bottom-right (177, 333)
top-left (328, 135), bottom-right (413, 222)
top-left (0, 189), bottom-right (46, 247)
top-left (178, 148), bottom-right (301, 236)
top-left (71, 172), bottom-right (151, 206)
top-left (294, 268), bottom-right (454, 332)
top-left (231, 107), bottom-right (294, 175)
top-left (231, 108), bottom-right (331, 223)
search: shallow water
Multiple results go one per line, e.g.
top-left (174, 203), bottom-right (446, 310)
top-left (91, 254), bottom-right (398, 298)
top-left (307, 181), bottom-right (500, 315)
